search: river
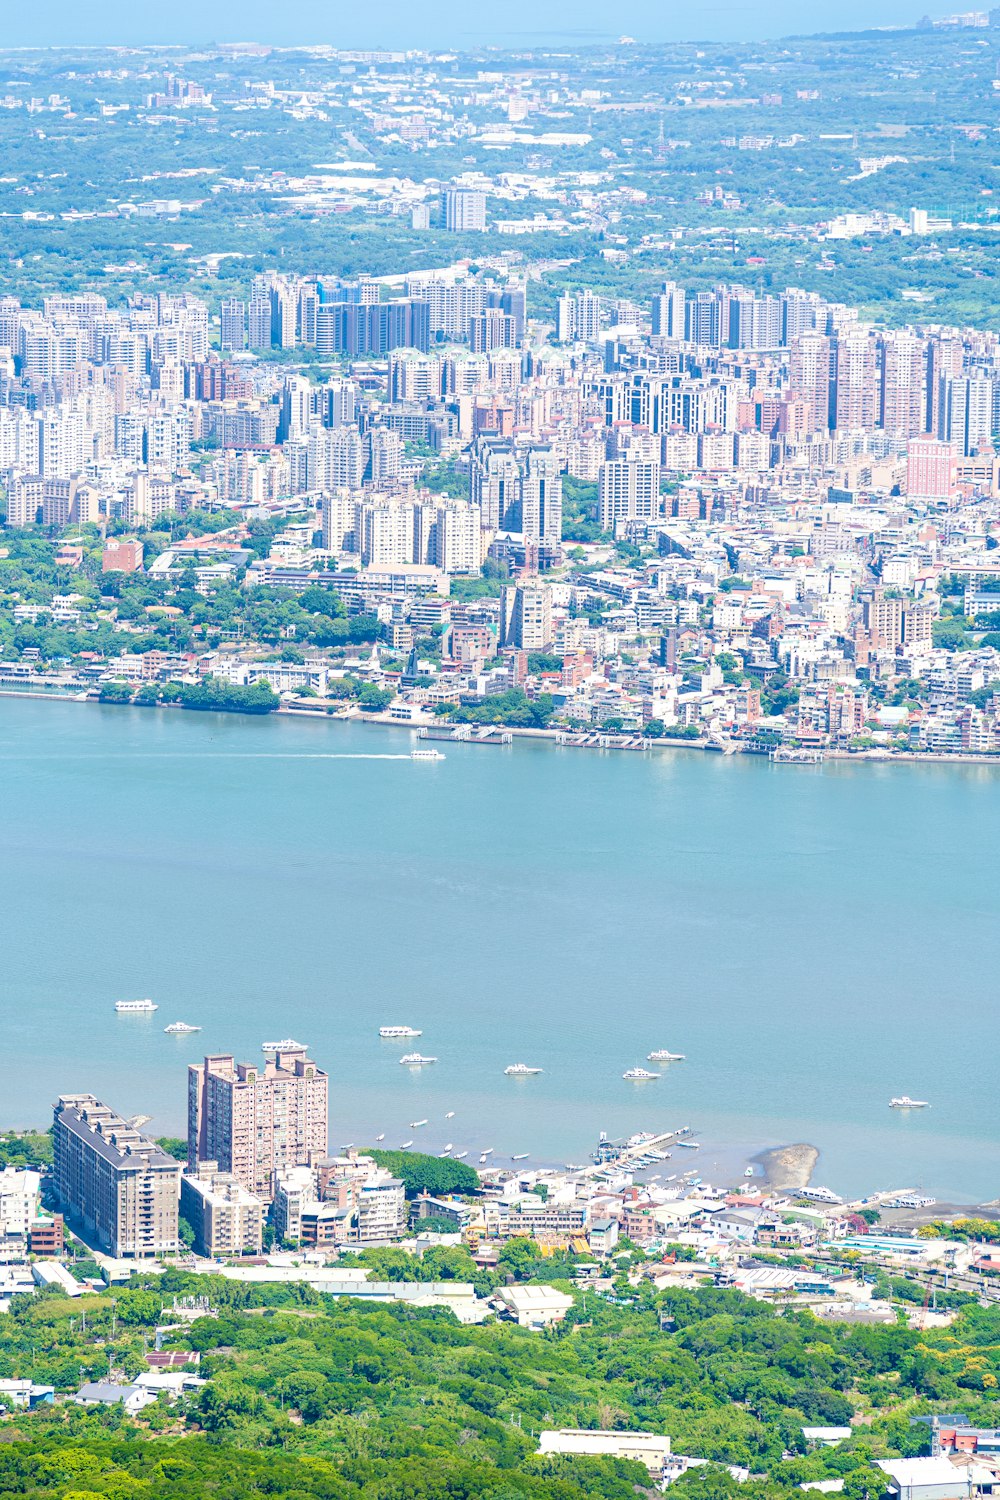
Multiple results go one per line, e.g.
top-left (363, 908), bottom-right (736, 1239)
top-left (2, 697), bottom-right (997, 1202)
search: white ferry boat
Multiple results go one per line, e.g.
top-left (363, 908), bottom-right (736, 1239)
top-left (399, 1052), bottom-right (437, 1066)
top-left (115, 999), bottom-right (158, 1014)
top-left (380, 1025), bottom-right (422, 1039)
top-left (411, 748), bottom-right (445, 762)
top-left (799, 1185), bottom-right (843, 1203)
top-left (261, 1039), bottom-right (304, 1052)
top-left (647, 1050), bottom-right (686, 1062)
top-left (504, 1063), bottom-right (543, 1076)
top-left (623, 1066), bottom-right (660, 1080)
top-left (164, 1021), bottom-right (201, 1034)
top-left (889, 1095), bottom-right (930, 1109)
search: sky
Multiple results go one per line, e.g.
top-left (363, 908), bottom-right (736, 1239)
top-left (1, 0), bottom-right (931, 51)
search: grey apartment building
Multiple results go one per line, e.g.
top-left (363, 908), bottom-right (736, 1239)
top-left (52, 1095), bottom-right (180, 1258)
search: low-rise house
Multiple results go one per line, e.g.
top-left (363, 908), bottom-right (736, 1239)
top-left (494, 1284), bottom-right (574, 1329)
top-left (877, 1456), bottom-right (978, 1500)
top-left (32, 1261), bottom-right (82, 1297)
top-left (134, 1371), bottom-right (207, 1399)
top-left (587, 1218), bottom-right (620, 1255)
top-left (75, 1382), bottom-right (159, 1416)
top-left (0, 1379), bottom-right (55, 1411)
top-left (538, 1429), bottom-right (670, 1474)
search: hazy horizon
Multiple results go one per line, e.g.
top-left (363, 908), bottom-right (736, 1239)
top-left (0, 0), bottom-right (934, 51)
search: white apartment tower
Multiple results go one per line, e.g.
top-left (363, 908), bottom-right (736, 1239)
top-left (598, 459), bottom-right (661, 533)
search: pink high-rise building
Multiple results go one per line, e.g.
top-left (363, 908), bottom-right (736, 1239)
top-left (907, 437), bottom-right (956, 501)
top-left (188, 1044), bottom-right (329, 1202)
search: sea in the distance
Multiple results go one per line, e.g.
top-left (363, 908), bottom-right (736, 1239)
top-left (2, 696), bottom-right (998, 1204)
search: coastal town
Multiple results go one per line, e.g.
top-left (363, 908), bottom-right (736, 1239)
top-left (3, 1035), bottom-right (1000, 1496)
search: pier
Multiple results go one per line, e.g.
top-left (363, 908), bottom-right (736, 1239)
top-left (555, 731), bottom-right (651, 752)
top-left (418, 726), bottom-right (513, 746)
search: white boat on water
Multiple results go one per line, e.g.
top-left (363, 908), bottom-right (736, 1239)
top-left (623, 1066), bottom-right (660, 1080)
top-left (504, 1063), bottom-right (543, 1077)
top-left (164, 1021), bottom-right (201, 1034)
top-left (480, 1146), bottom-right (494, 1155)
top-left (380, 1026), bottom-right (422, 1039)
top-left (647, 1049), bottom-right (686, 1062)
top-left (512, 1152), bottom-right (530, 1161)
top-left (116, 998), bottom-right (157, 1014)
top-left (454, 1150), bottom-right (468, 1159)
top-left (443, 1142), bottom-right (453, 1153)
top-left (676, 1140), bottom-right (701, 1149)
top-left (399, 1140), bottom-right (413, 1149)
top-left (400, 1053), bottom-right (437, 1066)
top-left (410, 1119), bottom-right (428, 1128)
top-left (444, 1111), bottom-right (455, 1119)
top-left (411, 748), bottom-right (445, 762)
top-left (799, 1185), bottom-right (842, 1204)
top-left (375, 1134), bottom-right (385, 1142)
top-left (890, 1096), bottom-right (930, 1109)
top-left (262, 1039), bottom-right (304, 1052)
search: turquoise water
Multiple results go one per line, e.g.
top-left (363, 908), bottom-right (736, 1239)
top-left (2, 697), bottom-right (997, 1203)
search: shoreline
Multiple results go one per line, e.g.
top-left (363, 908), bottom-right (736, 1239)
top-left (4, 687), bottom-right (1000, 768)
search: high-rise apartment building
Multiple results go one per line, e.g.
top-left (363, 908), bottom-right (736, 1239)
top-left (470, 439), bottom-right (521, 531)
top-left (651, 282), bottom-right (685, 340)
top-left (428, 501), bottom-right (482, 574)
top-left (520, 447), bottom-right (562, 544)
top-left (833, 330), bottom-right (878, 432)
top-left (469, 309), bottom-right (518, 354)
top-left (500, 581), bottom-right (553, 651)
top-left (220, 298), bottom-right (247, 353)
top-left (444, 187), bottom-right (487, 232)
top-left (598, 459), bottom-right (661, 532)
top-left (52, 1095), bottom-right (180, 1259)
top-left (789, 332), bottom-right (833, 434)
top-left (879, 331), bottom-right (927, 440)
top-left (937, 371), bottom-right (994, 456)
top-left (188, 1044), bottom-right (329, 1203)
top-left (557, 290), bottom-right (603, 345)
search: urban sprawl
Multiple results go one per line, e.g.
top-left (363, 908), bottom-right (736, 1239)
top-left (6, 262), bottom-right (1000, 758)
top-left (2, 17), bottom-right (1000, 756)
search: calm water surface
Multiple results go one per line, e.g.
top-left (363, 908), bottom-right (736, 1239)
top-left (2, 697), bottom-right (997, 1202)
